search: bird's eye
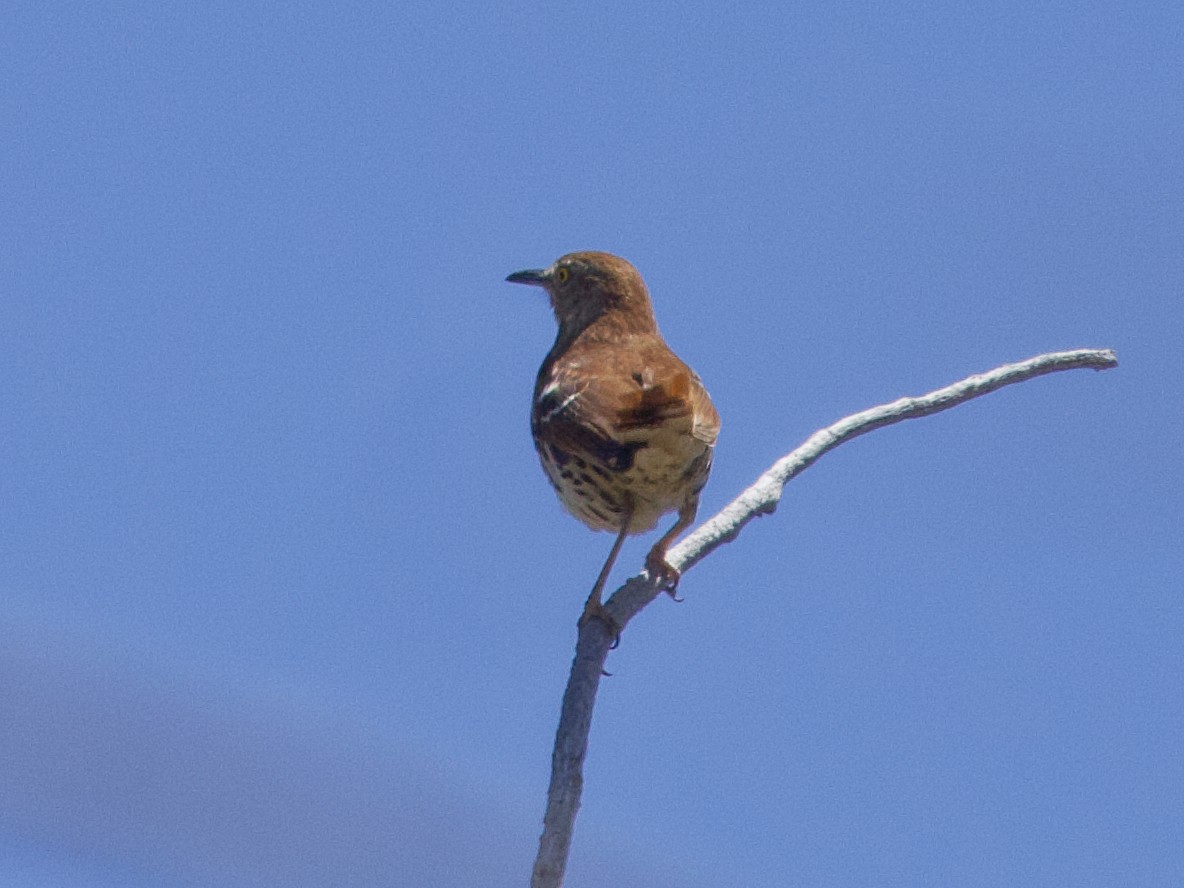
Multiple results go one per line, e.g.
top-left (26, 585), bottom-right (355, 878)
top-left (555, 266), bottom-right (570, 284)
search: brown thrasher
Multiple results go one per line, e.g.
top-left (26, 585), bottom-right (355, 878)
top-left (506, 251), bottom-right (719, 630)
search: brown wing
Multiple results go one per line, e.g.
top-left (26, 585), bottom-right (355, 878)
top-left (618, 337), bottom-right (719, 449)
top-left (533, 338), bottom-right (718, 470)
top-left (686, 370), bottom-right (720, 448)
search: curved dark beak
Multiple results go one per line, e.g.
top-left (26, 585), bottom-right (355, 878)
top-left (506, 268), bottom-right (549, 286)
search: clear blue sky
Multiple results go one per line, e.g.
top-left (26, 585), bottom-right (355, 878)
top-left (1, 3), bottom-right (1181, 886)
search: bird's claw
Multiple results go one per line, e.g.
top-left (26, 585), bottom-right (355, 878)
top-left (645, 554), bottom-right (683, 601)
top-left (579, 598), bottom-right (622, 648)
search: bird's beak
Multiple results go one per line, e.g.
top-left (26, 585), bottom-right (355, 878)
top-left (505, 267), bottom-right (549, 286)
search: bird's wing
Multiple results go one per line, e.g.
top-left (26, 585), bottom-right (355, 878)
top-left (614, 339), bottom-right (720, 449)
top-left (686, 370), bottom-right (720, 448)
top-left (534, 345), bottom-right (718, 470)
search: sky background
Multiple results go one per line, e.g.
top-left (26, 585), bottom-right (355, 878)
top-left (1, 2), bottom-right (1181, 886)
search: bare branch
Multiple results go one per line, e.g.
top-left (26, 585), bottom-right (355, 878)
top-left (531, 347), bottom-right (1117, 887)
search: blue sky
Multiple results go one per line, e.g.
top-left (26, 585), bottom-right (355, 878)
top-left (1, 2), bottom-right (1181, 886)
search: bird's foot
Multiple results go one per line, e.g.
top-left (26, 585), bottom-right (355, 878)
top-left (579, 596), bottom-right (622, 649)
top-left (645, 551), bottom-right (683, 601)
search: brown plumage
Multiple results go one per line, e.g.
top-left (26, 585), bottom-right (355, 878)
top-left (506, 251), bottom-right (720, 629)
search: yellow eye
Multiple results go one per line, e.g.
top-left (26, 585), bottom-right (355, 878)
top-left (555, 266), bottom-right (570, 283)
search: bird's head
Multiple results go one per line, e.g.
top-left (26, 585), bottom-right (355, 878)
top-left (506, 251), bottom-right (657, 339)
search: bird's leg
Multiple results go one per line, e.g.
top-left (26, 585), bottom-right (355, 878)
top-left (580, 511), bottom-right (631, 642)
top-left (644, 496), bottom-right (699, 600)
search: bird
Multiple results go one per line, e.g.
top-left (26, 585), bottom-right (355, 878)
top-left (506, 251), bottom-right (720, 633)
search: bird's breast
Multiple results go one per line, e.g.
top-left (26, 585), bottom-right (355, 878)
top-left (535, 427), bottom-right (713, 534)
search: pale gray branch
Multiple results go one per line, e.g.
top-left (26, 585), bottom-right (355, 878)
top-left (530, 347), bottom-right (1117, 888)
